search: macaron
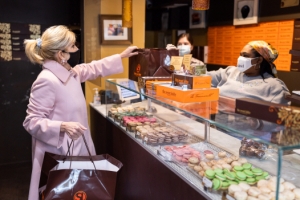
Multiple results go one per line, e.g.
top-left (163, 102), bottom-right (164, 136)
top-left (233, 166), bottom-right (244, 172)
top-left (212, 178), bottom-right (222, 190)
top-left (205, 169), bottom-right (215, 180)
top-left (225, 171), bottom-right (236, 180)
top-left (246, 177), bottom-right (256, 185)
top-left (236, 171), bottom-right (247, 181)
top-left (215, 172), bottom-right (227, 181)
top-left (242, 163), bottom-right (252, 170)
top-left (244, 169), bottom-right (254, 178)
top-left (214, 169), bottom-right (223, 174)
top-left (221, 181), bottom-right (230, 190)
top-left (252, 168), bottom-right (263, 176)
top-left (262, 171), bottom-right (269, 179)
top-left (228, 180), bottom-right (238, 185)
top-left (255, 176), bottom-right (265, 182)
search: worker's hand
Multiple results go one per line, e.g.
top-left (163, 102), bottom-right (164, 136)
top-left (166, 44), bottom-right (177, 50)
top-left (120, 46), bottom-right (138, 58)
top-left (61, 122), bottom-right (87, 140)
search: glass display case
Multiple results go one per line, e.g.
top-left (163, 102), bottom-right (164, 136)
top-left (105, 78), bottom-right (300, 200)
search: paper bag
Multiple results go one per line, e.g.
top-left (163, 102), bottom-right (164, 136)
top-left (129, 48), bottom-right (179, 81)
top-left (40, 152), bottom-right (123, 200)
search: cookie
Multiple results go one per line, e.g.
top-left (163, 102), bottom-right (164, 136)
top-left (205, 154), bottom-right (215, 160)
top-left (218, 151), bottom-right (227, 158)
top-left (188, 156), bottom-right (200, 164)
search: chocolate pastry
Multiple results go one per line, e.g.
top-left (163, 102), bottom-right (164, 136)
top-left (239, 138), bottom-right (267, 159)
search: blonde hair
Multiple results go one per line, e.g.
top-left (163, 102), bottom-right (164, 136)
top-left (24, 25), bottom-right (76, 65)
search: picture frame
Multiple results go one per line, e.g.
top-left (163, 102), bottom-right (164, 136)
top-left (189, 7), bottom-right (206, 29)
top-left (99, 15), bottom-right (132, 45)
top-left (233, 0), bottom-right (259, 26)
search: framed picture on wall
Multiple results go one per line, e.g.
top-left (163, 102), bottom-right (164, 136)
top-left (189, 7), bottom-right (206, 29)
top-left (99, 15), bottom-right (132, 45)
top-left (233, 0), bottom-right (259, 26)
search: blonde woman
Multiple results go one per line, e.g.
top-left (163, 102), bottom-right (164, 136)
top-left (23, 25), bottom-right (137, 199)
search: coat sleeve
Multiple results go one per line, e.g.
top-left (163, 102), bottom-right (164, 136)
top-left (23, 76), bottom-right (64, 148)
top-left (74, 54), bottom-right (123, 82)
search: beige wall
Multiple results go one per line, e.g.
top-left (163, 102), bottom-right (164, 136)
top-left (84, 0), bottom-right (145, 124)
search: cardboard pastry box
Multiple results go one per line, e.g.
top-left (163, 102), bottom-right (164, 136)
top-left (235, 98), bottom-right (300, 128)
top-left (156, 84), bottom-right (219, 103)
top-left (173, 74), bottom-right (211, 89)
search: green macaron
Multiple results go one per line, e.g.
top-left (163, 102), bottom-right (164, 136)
top-left (228, 180), bottom-right (238, 185)
top-left (236, 171), bottom-right (247, 181)
top-left (225, 171), bottom-right (236, 180)
top-left (212, 178), bottom-right (222, 190)
top-left (242, 163), bottom-right (252, 170)
top-left (233, 166), bottom-right (244, 172)
top-left (214, 169), bottom-right (223, 174)
top-left (244, 169), bottom-right (254, 178)
top-left (215, 172), bottom-right (227, 181)
top-left (205, 169), bottom-right (215, 180)
top-left (252, 168), bottom-right (263, 176)
top-left (221, 181), bottom-right (230, 190)
top-left (246, 177), bottom-right (256, 185)
top-left (255, 176), bottom-right (265, 181)
top-left (262, 171), bottom-right (269, 179)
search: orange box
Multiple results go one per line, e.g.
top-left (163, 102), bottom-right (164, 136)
top-left (265, 27), bottom-right (279, 33)
top-left (277, 46), bottom-right (292, 54)
top-left (278, 26), bottom-right (294, 33)
top-left (278, 33), bottom-right (293, 40)
top-left (156, 85), bottom-right (219, 103)
top-left (173, 74), bottom-right (211, 89)
top-left (260, 22), bottom-right (279, 28)
top-left (279, 20), bottom-right (294, 27)
top-left (277, 39), bottom-right (293, 46)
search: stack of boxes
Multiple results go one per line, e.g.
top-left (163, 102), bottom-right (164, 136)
top-left (290, 19), bottom-right (300, 71)
top-left (207, 19), bottom-right (295, 71)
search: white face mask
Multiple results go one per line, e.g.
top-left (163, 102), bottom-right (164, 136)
top-left (237, 56), bottom-right (257, 72)
top-left (177, 45), bottom-right (191, 56)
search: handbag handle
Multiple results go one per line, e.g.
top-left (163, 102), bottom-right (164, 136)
top-left (63, 135), bottom-right (97, 171)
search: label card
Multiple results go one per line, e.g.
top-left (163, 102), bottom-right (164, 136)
top-left (170, 56), bottom-right (183, 70)
top-left (182, 54), bottom-right (192, 70)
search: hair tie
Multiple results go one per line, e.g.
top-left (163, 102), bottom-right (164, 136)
top-left (36, 38), bottom-right (42, 48)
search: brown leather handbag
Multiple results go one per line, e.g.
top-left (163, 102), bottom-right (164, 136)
top-left (40, 136), bottom-right (123, 200)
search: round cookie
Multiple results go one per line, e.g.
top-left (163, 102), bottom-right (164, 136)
top-left (188, 156), bottom-right (200, 164)
top-left (238, 182), bottom-right (250, 192)
top-left (205, 169), bottom-right (215, 180)
top-left (193, 165), bottom-right (202, 172)
top-left (242, 163), bottom-right (252, 170)
top-left (234, 191), bottom-right (248, 200)
top-left (212, 178), bottom-right (222, 190)
top-left (218, 151), bottom-right (227, 158)
top-left (236, 171), bottom-right (247, 181)
top-left (228, 184), bottom-right (242, 196)
top-left (248, 187), bottom-right (261, 197)
top-left (205, 153), bottom-right (215, 160)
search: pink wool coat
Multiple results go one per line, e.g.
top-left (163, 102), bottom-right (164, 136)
top-left (23, 54), bottom-right (123, 200)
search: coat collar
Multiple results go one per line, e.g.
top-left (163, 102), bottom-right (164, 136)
top-left (43, 60), bottom-right (76, 83)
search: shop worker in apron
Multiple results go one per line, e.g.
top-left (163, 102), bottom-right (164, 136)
top-left (23, 25), bottom-right (138, 200)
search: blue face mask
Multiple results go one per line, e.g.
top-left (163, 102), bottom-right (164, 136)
top-left (177, 45), bottom-right (191, 56)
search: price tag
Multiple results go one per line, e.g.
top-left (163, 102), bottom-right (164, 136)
top-left (202, 177), bottom-right (212, 188)
top-left (144, 136), bottom-right (148, 142)
top-left (226, 194), bottom-right (235, 200)
top-left (136, 131), bottom-right (140, 136)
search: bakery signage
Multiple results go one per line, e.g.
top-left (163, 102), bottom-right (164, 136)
top-left (0, 22), bottom-right (43, 62)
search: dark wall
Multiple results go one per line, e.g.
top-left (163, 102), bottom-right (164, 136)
top-left (0, 0), bottom-right (81, 165)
